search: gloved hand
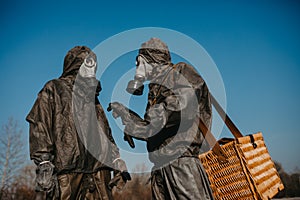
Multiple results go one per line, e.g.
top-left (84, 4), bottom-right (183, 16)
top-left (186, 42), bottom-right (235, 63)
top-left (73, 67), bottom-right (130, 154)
top-left (35, 161), bottom-right (56, 192)
top-left (107, 102), bottom-right (130, 123)
top-left (34, 154), bottom-right (59, 199)
top-left (108, 158), bottom-right (131, 190)
top-left (107, 102), bottom-right (135, 148)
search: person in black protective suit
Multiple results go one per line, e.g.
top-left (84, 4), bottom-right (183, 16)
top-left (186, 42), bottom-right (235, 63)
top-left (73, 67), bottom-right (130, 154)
top-left (26, 46), bottom-right (131, 200)
top-left (108, 38), bottom-right (214, 199)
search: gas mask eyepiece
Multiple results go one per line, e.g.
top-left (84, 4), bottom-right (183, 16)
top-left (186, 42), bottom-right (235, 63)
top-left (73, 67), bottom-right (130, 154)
top-left (79, 53), bottom-right (97, 78)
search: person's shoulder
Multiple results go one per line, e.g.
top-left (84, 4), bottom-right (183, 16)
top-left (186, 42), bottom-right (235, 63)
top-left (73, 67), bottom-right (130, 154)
top-left (173, 62), bottom-right (205, 85)
top-left (38, 78), bottom-right (64, 95)
top-left (41, 79), bottom-right (62, 90)
top-left (174, 62), bottom-right (198, 73)
top-left (173, 62), bottom-right (189, 69)
top-left (174, 62), bottom-right (201, 76)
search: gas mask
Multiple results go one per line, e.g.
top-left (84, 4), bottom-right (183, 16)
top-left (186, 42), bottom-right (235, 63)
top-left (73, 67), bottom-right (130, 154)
top-left (79, 53), bottom-right (97, 78)
top-left (126, 55), bottom-right (153, 95)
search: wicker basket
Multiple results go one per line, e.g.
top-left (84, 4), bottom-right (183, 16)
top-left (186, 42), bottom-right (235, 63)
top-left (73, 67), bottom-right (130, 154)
top-left (199, 132), bottom-right (284, 200)
top-left (236, 132), bottom-right (284, 199)
top-left (198, 95), bottom-right (284, 200)
top-left (199, 140), bottom-right (257, 200)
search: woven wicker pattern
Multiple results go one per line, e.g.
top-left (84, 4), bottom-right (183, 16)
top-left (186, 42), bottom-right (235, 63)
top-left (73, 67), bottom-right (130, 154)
top-left (199, 142), bottom-right (258, 200)
top-left (237, 132), bottom-right (284, 200)
top-left (199, 132), bottom-right (284, 200)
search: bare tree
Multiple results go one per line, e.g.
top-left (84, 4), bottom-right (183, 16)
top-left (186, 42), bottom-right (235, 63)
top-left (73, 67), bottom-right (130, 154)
top-left (10, 164), bottom-right (41, 200)
top-left (0, 118), bottom-right (26, 198)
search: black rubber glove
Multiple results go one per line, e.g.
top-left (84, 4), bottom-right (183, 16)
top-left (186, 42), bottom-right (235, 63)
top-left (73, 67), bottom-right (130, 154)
top-left (107, 102), bottom-right (130, 122)
top-left (107, 102), bottom-right (135, 148)
top-left (34, 154), bottom-right (59, 199)
top-left (108, 158), bottom-right (131, 190)
top-left (35, 161), bottom-right (55, 192)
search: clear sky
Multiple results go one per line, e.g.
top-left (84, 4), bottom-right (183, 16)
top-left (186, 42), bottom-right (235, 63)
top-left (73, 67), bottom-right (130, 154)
top-left (0, 0), bottom-right (299, 172)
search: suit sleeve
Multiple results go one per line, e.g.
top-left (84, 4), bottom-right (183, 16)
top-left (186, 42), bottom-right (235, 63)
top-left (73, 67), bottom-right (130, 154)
top-left (123, 102), bottom-right (168, 141)
top-left (26, 83), bottom-right (55, 164)
top-left (123, 85), bottom-right (198, 140)
top-left (198, 82), bottom-right (212, 130)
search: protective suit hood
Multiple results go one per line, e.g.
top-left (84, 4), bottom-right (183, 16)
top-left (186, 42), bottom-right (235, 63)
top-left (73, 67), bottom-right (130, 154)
top-left (126, 38), bottom-right (172, 95)
top-left (138, 38), bottom-right (171, 65)
top-left (61, 46), bottom-right (94, 78)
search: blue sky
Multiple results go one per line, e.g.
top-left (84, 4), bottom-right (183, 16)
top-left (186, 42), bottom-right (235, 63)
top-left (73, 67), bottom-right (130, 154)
top-left (0, 0), bottom-right (299, 172)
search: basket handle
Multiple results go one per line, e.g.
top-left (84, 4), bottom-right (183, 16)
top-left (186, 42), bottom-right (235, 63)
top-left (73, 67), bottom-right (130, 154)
top-left (210, 94), bottom-right (243, 138)
top-left (198, 93), bottom-right (243, 161)
top-left (198, 118), bottom-right (228, 162)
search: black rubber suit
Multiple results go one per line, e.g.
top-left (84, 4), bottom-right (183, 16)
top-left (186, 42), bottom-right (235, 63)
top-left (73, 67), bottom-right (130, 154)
top-left (26, 46), bottom-right (129, 199)
top-left (109, 38), bottom-right (214, 199)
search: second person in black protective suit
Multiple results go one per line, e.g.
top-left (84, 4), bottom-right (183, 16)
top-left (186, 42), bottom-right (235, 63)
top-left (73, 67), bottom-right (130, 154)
top-left (108, 38), bottom-right (214, 199)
